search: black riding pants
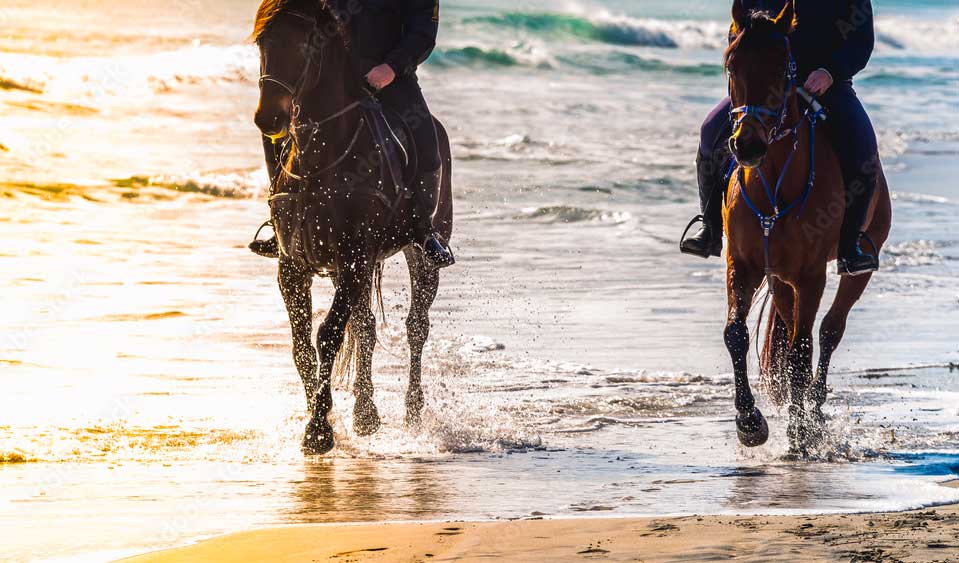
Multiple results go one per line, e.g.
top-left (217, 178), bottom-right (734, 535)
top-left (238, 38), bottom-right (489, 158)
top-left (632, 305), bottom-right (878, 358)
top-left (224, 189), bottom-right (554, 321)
top-left (376, 75), bottom-right (442, 174)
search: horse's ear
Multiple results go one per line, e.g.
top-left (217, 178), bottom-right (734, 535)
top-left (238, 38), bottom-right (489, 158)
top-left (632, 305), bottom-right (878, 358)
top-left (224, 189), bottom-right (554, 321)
top-left (731, 0), bottom-right (748, 34)
top-left (774, 0), bottom-right (797, 35)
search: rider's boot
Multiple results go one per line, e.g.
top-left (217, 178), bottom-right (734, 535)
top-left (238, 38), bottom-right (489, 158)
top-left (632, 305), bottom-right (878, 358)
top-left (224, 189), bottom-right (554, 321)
top-left (837, 176), bottom-right (879, 276)
top-left (249, 219), bottom-right (279, 259)
top-left (680, 153), bottom-right (724, 259)
top-left (249, 136), bottom-right (283, 259)
top-left (413, 167), bottom-right (455, 270)
top-left (249, 236), bottom-right (279, 258)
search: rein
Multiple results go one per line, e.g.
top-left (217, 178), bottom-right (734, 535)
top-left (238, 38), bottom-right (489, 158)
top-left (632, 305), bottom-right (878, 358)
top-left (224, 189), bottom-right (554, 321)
top-left (728, 36), bottom-right (826, 274)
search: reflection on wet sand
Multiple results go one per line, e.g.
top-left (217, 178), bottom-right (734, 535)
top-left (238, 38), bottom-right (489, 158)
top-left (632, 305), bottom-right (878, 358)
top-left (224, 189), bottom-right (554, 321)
top-left (288, 458), bottom-right (446, 523)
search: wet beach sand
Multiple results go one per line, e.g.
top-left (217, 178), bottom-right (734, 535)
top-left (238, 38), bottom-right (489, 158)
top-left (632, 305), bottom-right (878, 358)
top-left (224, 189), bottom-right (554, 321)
top-left (123, 484), bottom-right (959, 563)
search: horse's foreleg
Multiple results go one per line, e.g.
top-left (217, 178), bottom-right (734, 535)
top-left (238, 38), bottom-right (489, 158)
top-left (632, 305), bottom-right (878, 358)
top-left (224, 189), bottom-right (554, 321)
top-left (351, 278), bottom-right (381, 436)
top-left (725, 264), bottom-right (766, 447)
top-left (303, 265), bottom-right (368, 455)
top-left (787, 270), bottom-right (827, 455)
top-left (403, 247), bottom-right (440, 426)
top-left (278, 257), bottom-right (318, 413)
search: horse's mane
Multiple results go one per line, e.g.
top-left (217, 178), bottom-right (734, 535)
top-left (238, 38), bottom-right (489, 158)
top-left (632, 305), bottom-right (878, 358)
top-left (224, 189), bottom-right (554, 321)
top-left (252, 0), bottom-right (348, 44)
top-left (724, 11), bottom-right (784, 67)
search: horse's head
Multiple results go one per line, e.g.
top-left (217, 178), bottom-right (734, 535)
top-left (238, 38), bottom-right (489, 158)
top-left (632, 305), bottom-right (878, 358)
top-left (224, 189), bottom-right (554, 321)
top-left (725, 0), bottom-right (797, 168)
top-left (252, 0), bottom-right (345, 141)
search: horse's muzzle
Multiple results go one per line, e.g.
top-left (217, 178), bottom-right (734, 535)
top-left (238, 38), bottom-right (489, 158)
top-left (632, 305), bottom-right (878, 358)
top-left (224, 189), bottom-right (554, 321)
top-left (729, 135), bottom-right (767, 169)
top-left (254, 109), bottom-right (291, 139)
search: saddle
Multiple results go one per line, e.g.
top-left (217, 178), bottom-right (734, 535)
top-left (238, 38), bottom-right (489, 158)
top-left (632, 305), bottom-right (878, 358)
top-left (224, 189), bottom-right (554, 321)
top-left (359, 96), bottom-right (420, 195)
top-left (268, 97), bottom-right (422, 270)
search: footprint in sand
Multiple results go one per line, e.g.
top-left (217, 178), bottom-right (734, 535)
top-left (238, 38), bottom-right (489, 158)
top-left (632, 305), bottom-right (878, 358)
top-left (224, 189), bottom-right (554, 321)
top-left (435, 527), bottom-right (463, 537)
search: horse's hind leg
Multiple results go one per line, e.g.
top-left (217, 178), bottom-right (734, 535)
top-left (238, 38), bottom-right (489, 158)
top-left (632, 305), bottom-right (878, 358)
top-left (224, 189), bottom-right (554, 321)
top-left (404, 246), bottom-right (440, 426)
top-left (761, 280), bottom-right (794, 407)
top-left (278, 257), bottom-right (318, 413)
top-left (351, 278), bottom-right (381, 437)
top-left (813, 273), bottom-right (872, 424)
top-left (725, 263), bottom-right (767, 447)
top-left (815, 169), bottom-right (892, 423)
top-left (787, 270), bottom-right (827, 455)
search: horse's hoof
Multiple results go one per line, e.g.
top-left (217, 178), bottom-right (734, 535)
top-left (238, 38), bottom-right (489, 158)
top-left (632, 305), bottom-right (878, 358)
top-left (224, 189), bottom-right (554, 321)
top-left (302, 416), bottom-right (335, 455)
top-left (405, 388), bottom-right (424, 427)
top-left (353, 400), bottom-right (381, 437)
top-left (736, 408), bottom-right (769, 447)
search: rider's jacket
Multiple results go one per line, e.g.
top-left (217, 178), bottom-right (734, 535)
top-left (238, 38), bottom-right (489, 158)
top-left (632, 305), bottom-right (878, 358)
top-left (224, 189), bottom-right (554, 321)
top-left (736, 0), bottom-right (874, 82)
top-left (345, 0), bottom-right (439, 79)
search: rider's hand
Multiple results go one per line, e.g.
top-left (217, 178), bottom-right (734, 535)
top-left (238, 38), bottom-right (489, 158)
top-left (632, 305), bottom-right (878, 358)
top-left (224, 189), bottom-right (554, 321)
top-left (365, 64), bottom-right (396, 90)
top-left (804, 69), bottom-right (834, 96)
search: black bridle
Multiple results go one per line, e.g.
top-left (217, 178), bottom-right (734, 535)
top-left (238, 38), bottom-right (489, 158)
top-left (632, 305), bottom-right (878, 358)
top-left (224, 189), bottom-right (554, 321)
top-left (256, 9), bottom-right (367, 181)
top-left (257, 10), bottom-right (325, 122)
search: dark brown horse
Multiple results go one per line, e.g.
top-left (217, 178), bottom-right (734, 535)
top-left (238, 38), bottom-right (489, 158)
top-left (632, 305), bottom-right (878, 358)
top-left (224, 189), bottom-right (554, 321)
top-left (252, 0), bottom-right (454, 455)
top-left (722, 1), bottom-right (891, 454)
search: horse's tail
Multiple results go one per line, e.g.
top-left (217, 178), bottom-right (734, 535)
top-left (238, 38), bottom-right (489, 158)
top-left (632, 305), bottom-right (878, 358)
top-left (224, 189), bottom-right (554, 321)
top-left (332, 263), bottom-right (385, 389)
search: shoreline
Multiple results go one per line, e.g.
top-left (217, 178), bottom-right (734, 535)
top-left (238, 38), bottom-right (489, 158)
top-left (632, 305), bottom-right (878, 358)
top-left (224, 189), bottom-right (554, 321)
top-left (118, 483), bottom-right (959, 563)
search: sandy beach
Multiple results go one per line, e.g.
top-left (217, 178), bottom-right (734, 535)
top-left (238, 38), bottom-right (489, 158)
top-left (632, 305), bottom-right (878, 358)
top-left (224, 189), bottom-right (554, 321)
top-left (123, 486), bottom-right (959, 563)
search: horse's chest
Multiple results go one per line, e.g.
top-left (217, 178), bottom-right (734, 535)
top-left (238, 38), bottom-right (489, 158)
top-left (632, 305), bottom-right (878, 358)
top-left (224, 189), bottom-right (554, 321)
top-left (270, 192), bottom-right (339, 270)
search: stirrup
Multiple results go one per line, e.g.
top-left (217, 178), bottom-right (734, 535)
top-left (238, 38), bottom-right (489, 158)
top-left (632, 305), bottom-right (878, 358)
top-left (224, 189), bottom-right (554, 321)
top-left (680, 214), bottom-right (705, 250)
top-left (838, 232), bottom-right (880, 277)
top-left (420, 235), bottom-right (455, 270)
top-left (249, 221), bottom-right (279, 259)
top-left (679, 215), bottom-right (721, 258)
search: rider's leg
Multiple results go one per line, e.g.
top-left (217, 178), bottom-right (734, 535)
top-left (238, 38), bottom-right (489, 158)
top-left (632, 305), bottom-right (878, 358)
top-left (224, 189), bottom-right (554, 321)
top-left (681, 97), bottom-right (733, 258)
top-left (819, 81), bottom-right (880, 276)
top-left (377, 76), bottom-right (454, 269)
top-left (249, 134), bottom-right (283, 258)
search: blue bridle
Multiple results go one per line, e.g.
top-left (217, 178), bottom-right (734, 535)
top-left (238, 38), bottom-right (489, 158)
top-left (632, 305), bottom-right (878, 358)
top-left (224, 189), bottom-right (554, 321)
top-left (727, 35), bottom-right (826, 274)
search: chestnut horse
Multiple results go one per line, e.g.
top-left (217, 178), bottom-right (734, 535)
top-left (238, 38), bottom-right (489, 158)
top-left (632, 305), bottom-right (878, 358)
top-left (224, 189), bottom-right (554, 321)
top-left (722, 1), bottom-right (891, 454)
top-left (253, 0), bottom-right (454, 454)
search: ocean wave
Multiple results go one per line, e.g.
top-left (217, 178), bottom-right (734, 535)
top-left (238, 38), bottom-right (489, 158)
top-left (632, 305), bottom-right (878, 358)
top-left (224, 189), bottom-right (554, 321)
top-left (463, 11), bottom-right (958, 56)
top-left (0, 44), bottom-right (256, 99)
top-left (559, 51), bottom-right (723, 76)
top-left (883, 240), bottom-right (946, 269)
top-left (464, 12), bottom-right (726, 49)
top-left (0, 424), bottom-right (261, 464)
top-left (429, 44), bottom-right (557, 69)
top-left (875, 17), bottom-right (959, 55)
top-left (860, 69), bottom-right (957, 88)
top-left (514, 205), bottom-right (631, 225)
top-left (119, 169), bottom-right (268, 199)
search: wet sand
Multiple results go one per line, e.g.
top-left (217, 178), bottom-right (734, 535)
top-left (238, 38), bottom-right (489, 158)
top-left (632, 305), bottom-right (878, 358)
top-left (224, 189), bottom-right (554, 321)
top-left (122, 485), bottom-right (959, 563)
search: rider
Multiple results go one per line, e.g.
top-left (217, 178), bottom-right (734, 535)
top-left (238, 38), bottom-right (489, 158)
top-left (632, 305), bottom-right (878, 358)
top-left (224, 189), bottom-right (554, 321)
top-left (680, 0), bottom-right (880, 276)
top-left (251, 0), bottom-right (455, 269)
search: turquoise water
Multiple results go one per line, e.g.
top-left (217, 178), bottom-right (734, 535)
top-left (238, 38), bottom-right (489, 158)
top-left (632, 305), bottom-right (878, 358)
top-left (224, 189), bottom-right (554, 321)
top-left (0, 1), bottom-right (957, 561)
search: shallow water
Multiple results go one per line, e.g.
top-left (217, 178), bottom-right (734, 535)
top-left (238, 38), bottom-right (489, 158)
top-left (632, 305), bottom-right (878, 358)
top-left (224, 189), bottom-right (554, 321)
top-left (1, 0), bottom-right (958, 561)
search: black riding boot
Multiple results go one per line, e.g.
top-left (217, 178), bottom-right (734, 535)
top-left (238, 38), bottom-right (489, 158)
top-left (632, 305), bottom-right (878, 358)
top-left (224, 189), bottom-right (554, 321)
top-left (680, 153), bottom-right (724, 259)
top-left (413, 167), bottom-right (455, 270)
top-left (250, 135), bottom-right (282, 259)
top-left (249, 219), bottom-right (280, 258)
top-left (249, 231), bottom-right (280, 258)
top-left (837, 175), bottom-right (879, 276)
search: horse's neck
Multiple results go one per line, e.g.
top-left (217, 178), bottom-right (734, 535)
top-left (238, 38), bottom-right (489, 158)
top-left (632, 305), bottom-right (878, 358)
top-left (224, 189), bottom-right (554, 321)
top-left (754, 94), bottom-right (811, 197)
top-left (297, 45), bottom-right (364, 159)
